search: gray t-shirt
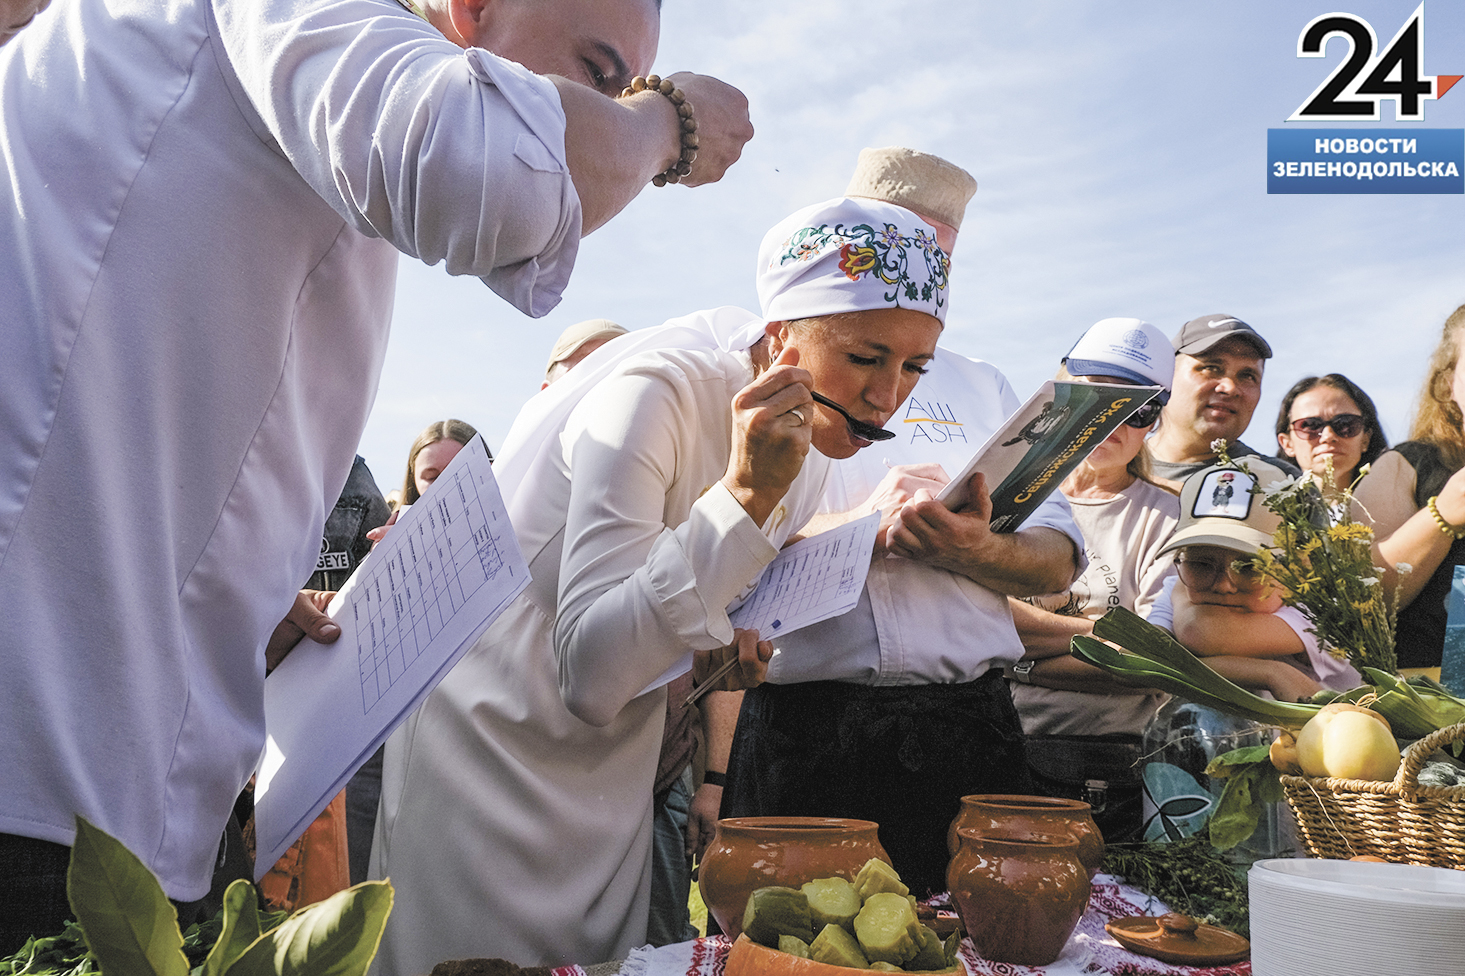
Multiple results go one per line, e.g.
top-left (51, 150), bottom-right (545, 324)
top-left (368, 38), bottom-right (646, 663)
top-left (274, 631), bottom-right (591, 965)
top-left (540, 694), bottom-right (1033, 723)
top-left (1148, 440), bottom-right (1300, 485)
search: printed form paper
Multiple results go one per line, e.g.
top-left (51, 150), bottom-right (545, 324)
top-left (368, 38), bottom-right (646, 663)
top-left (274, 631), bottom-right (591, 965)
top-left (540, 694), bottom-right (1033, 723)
top-left (253, 436), bottom-right (529, 874)
top-left (641, 512), bottom-right (881, 694)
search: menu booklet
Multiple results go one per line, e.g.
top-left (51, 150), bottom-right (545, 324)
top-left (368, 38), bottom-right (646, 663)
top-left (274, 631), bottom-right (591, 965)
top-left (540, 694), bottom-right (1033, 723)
top-left (937, 381), bottom-right (1164, 532)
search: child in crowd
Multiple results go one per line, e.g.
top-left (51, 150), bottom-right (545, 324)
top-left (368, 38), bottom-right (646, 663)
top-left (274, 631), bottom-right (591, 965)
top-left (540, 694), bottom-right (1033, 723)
top-left (1149, 459), bottom-right (1362, 697)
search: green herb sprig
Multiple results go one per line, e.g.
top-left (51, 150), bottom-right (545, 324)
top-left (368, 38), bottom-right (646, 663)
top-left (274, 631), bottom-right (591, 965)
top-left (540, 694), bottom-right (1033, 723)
top-left (1102, 831), bottom-right (1251, 939)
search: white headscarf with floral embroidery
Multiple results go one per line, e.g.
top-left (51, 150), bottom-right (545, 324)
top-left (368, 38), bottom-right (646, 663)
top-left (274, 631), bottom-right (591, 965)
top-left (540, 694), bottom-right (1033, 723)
top-left (755, 196), bottom-right (952, 326)
top-left (495, 199), bottom-right (952, 521)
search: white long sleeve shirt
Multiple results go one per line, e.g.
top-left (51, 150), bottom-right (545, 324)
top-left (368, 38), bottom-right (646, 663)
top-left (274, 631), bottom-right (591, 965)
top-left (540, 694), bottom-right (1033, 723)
top-left (373, 342), bottom-right (830, 970)
top-left (0, 0), bottom-right (579, 898)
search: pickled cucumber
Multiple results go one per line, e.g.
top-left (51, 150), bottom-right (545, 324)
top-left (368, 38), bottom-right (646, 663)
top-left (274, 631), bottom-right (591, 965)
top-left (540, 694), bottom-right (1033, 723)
top-left (810, 922), bottom-right (870, 969)
top-left (868, 964), bottom-right (903, 972)
top-left (778, 935), bottom-right (812, 958)
top-left (852, 891), bottom-right (922, 964)
top-left (742, 886), bottom-right (814, 947)
top-left (801, 876), bottom-right (862, 932)
top-left (853, 858), bottom-right (909, 900)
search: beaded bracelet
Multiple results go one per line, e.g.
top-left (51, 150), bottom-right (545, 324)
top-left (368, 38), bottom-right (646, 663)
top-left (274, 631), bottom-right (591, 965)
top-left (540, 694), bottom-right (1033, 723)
top-left (1427, 495), bottom-right (1465, 539)
top-left (621, 75), bottom-right (698, 186)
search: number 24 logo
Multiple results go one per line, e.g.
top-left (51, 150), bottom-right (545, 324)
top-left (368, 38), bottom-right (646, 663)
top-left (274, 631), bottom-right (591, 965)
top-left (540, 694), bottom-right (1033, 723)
top-left (1288, 3), bottom-right (1461, 121)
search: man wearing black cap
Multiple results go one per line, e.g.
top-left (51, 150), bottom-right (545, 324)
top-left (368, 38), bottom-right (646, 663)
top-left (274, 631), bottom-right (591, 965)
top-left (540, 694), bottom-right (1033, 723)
top-left (1147, 314), bottom-right (1298, 492)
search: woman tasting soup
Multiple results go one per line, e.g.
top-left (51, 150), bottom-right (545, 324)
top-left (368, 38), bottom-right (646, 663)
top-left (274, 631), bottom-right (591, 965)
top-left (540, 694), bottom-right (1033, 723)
top-left (372, 196), bottom-right (949, 974)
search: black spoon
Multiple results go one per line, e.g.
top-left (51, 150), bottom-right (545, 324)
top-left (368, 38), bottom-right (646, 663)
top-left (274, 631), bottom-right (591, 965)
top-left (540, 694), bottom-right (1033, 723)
top-left (811, 391), bottom-right (895, 442)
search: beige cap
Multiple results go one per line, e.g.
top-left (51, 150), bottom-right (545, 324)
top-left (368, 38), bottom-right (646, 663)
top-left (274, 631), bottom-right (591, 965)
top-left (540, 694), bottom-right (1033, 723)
top-left (845, 147), bottom-right (978, 231)
top-left (1157, 458), bottom-right (1293, 558)
top-left (545, 319), bottom-right (627, 379)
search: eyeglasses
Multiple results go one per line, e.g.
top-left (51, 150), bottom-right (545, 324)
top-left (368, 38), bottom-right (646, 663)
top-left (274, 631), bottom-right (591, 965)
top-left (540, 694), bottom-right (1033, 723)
top-left (1289, 414), bottom-right (1365, 440)
top-left (1124, 401), bottom-right (1164, 429)
top-left (1175, 552), bottom-right (1261, 591)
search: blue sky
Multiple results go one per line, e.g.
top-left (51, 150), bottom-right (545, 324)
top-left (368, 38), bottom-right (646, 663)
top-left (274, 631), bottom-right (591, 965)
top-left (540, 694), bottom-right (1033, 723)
top-left (358, 0), bottom-right (1465, 487)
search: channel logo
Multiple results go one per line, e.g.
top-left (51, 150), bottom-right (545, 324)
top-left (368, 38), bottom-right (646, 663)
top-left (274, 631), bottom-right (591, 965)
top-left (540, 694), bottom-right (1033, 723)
top-left (1268, 3), bottom-right (1463, 194)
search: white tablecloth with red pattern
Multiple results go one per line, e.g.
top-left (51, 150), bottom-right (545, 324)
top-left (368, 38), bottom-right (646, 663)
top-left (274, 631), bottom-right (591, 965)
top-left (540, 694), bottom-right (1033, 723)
top-left (546, 876), bottom-right (1249, 976)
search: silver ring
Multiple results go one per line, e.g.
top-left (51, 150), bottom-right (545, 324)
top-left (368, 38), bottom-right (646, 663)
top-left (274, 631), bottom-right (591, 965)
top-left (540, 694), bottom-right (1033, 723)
top-left (789, 408), bottom-right (805, 425)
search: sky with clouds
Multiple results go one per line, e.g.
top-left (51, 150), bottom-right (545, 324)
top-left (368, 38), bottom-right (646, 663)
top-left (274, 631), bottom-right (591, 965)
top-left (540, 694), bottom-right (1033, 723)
top-left (357, 0), bottom-right (1465, 487)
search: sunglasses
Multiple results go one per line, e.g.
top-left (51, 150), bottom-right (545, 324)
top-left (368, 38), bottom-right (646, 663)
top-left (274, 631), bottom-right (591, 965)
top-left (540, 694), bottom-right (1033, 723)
top-left (1175, 552), bottom-right (1262, 591)
top-left (1289, 414), bottom-right (1365, 440)
top-left (1123, 401), bottom-right (1164, 429)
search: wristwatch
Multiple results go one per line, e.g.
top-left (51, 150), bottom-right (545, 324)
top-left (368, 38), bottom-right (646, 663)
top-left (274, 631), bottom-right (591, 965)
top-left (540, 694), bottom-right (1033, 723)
top-left (1009, 659), bottom-right (1036, 682)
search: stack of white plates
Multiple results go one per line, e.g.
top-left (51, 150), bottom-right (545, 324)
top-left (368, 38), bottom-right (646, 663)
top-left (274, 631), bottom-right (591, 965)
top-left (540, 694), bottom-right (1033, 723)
top-left (1249, 858), bottom-right (1465, 975)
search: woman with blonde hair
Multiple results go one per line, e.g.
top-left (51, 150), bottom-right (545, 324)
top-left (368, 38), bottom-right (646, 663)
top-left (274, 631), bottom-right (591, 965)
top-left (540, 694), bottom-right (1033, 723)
top-left (1353, 304), bottom-right (1465, 670)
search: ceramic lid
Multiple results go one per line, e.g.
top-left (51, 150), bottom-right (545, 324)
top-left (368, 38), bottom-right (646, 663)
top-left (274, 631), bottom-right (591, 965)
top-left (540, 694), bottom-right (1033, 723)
top-left (1105, 913), bottom-right (1250, 966)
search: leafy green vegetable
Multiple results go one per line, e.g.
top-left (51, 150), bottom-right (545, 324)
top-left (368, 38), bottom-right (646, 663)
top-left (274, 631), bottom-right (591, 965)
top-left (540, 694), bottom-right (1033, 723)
top-left (202, 881), bottom-right (267, 976)
top-left (9, 818), bottom-right (394, 976)
top-left (67, 817), bottom-right (189, 976)
top-left (1073, 609), bottom-right (1322, 728)
top-left (0, 923), bottom-right (95, 976)
top-left (1204, 748), bottom-right (1284, 851)
top-left (1360, 667), bottom-right (1465, 741)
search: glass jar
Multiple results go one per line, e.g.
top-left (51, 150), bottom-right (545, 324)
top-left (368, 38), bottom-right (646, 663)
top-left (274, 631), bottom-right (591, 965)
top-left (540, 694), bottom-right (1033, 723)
top-left (1138, 699), bottom-right (1294, 861)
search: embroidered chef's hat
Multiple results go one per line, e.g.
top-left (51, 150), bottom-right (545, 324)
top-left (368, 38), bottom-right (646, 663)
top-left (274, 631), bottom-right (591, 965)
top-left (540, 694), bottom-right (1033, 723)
top-left (755, 197), bottom-right (951, 325)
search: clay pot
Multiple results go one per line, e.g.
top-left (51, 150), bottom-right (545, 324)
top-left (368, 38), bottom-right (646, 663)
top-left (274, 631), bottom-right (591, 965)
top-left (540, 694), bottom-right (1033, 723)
top-left (698, 817), bottom-right (890, 941)
top-left (947, 827), bottom-right (1092, 967)
top-left (946, 794), bottom-right (1104, 880)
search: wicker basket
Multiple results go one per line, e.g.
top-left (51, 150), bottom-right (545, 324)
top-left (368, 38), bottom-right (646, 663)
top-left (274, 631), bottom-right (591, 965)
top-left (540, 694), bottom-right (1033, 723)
top-left (1280, 721), bottom-right (1465, 869)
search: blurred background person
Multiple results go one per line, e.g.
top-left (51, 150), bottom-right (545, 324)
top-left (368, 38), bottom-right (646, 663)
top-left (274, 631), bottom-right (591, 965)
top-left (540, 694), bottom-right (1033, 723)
top-left (257, 455), bottom-right (393, 907)
top-left (401, 418), bottom-right (482, 507)
top-left (1006, 317), bottom-right (1177, 842)
top-left (1152, 459), bottom-right (1358, 696)
top-left (352, 419), bottom-right (478, 885)
top-left (1354, 304), bottom-right (1465, 673)
top-left (1274, 373), bottom-right (1387, 492)
top-left (543, 319), bottom-right (629, 390)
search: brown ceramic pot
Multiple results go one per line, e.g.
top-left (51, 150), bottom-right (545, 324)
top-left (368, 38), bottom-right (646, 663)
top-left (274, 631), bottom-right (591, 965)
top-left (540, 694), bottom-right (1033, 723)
top-left (947, 827), bottom-right (1092, 967)
top-left (698, 817), bottom-right (890, 941)
top-left (946, 794), bottom-right (1104, 880)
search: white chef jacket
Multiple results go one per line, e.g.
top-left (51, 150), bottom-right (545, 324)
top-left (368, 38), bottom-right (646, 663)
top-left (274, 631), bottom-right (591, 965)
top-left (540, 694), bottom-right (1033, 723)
top-left (0, 0), bottom-right (579, 898)
top-left (767, 349), bottom-right (1085, 685)
top-left (373, 342), bottom-right (831, 971)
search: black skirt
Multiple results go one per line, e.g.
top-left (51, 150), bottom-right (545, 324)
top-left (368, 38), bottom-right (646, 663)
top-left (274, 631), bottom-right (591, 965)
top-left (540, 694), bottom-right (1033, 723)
top-left (721, 670), bottom-right (1033, 898)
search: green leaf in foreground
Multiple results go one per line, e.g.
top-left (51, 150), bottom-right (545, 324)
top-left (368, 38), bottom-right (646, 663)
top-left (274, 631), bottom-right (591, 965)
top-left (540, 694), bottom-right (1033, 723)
top-left (201, 880), bottom-right (267, 976)
top-left (66, 816), bottom-right (189, 976)
top-left (1203, 744), bottom-right (1271, 778)
top-left (226, 883), bottom-right (392, 976)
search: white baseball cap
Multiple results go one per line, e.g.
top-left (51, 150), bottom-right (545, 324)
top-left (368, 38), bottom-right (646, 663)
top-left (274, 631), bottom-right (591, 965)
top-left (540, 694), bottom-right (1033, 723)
top-left (1063, 317), bottom-right (1174, 395)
